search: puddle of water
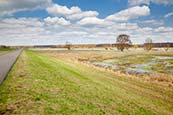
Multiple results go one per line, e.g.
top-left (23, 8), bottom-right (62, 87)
top-left (154, 56), bottom-right (173, 60)
top-left (125, 68), bottom-right (154, 75)
top-left (103, 59), bottom-right (115, 63)
top-left (129, 63), bottom-right (155, 74)
top-left (90, 55), bottom-right (173, 75)
top-left (91, 62), bottom-right (112, 68)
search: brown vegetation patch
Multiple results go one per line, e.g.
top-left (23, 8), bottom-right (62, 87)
top-left (0, 99), bottom-right (34, 115)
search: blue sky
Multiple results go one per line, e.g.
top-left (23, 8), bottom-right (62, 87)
top-left (0, 0), bottom-right (173, 45)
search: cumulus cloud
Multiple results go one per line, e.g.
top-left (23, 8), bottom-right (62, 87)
top-left (0, 0), bottom-right (52, 16)
top-left (106, 6), bottom-right (150, 22)
top-left (128, 0), bottom-right (173, 6)
top-left (153, 0), bottom-right (173, 5)
top-left (164, 12), bottom-right (173, 18)
top-left (117, 23), bottom-right (139, 30)
top-left (0, 3), bottom-right (172, 45)
top-left (0, 18), bottom-right (45, 34)
top-left (1, 18), bottom-right (44, 27)
top-left (77, 17), bottom-right (105, 26)
top-left (1, 16), bottom-right (172, 46)
top-left (143, 19), bottom-right (164, 26)
top-left (46, 4), bottom-right (99, 20)
top-left (155, 27), bottom-right (173, 33)
top-left (128, 0), bottom-right (150, 6)
top-left (44, 17), bottom-right (71, 26)
top-left (0, 17), bottom-right (48, 45)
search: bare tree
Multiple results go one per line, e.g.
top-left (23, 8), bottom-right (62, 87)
top-left (165, 43), bottom-right (170, 51)
top-left (116, 34), bottom-right (132, 51)
top-left (65, 41), bottom-right (72, 50)
top-left (144, 38), bottom-right (153, 51)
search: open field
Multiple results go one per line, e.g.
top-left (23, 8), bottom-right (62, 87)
top-left (0, 49), bottom-right (173, 115)
top-left (37, 48), bottom-right (173, 61)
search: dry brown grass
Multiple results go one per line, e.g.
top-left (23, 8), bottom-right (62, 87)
top-left (142, 75), bottom-right (173, 87)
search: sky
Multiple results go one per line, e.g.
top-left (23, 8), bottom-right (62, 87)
top-left (0, 0), bottom-right (173, 46)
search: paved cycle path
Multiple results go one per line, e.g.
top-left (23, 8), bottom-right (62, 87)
top-left (0, 49), bottom-right (23, 84)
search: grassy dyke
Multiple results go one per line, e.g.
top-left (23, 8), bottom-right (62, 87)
top-left (0, 50), bottom-right (173, 115)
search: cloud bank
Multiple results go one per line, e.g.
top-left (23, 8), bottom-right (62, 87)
top-left (0, 1), bottom-right (173, 45)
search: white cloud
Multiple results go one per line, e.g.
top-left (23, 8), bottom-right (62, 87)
top-left (68, 11), bottom-right (99, 20)
top-left (46, 4), bottom-right (99, 20)
top-left (1, 17), bottom-right (173, 45)
top-left (128, 0), bottom-right (173, 6)
top-left (47, 4), bottom-right (80, 16)
top-left (77, 17), bottom-right (105, 26)
top-left (164, 12), bottom-right (173, 18)
top-left (143, 19), bottom-right (164, 26)
top-left (128, 0), bottom-right (150, 6)
top-left (141, 27), bottom-right (153, 31)
top-left (44, 17), bottom-right (71, 26)
top-left (117, 23), bottom-right (139, 30)
top-left (0, 4), bottom-right (172, 45)
top-left (0, 0), bottom-right (52, 16)
top-left (106, 5), bottom-right (150, 22)
top-left (155, 27), bottom-right (173, 33)
top-left (0, 18), bottom-right (45, 34)
top-left (1, 18), bottom-right (44, 27)
top-left (153, 0), bottom-right (173, 5)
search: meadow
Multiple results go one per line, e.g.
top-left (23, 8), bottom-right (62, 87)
top-left (0, 48), bottom-right (173, 115)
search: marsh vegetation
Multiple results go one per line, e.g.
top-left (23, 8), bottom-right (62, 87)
top-left (91, 55), bottom-right (173, 75)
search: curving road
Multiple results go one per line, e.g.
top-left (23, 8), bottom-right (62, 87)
top-left (0, 48), bottom-right (23, 84)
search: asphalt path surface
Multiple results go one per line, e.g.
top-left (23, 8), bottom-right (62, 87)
top-left (0, 49), bottom-right (23, 84)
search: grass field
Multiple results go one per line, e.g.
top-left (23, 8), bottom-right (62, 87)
top-left (0, 49), bottom-right (173, 115)
top-left (0, 48), bottom-right (15, 55)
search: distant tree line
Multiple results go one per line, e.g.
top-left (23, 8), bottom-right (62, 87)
top-left (1, 36), bottom-right (172, 51)
top-left (115, 34), bottom-right (172, 51)
top-left (0, 45), bottom-right (10, 48)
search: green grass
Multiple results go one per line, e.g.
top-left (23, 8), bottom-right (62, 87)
top-left (0, 48), bottom-right (15, 55)
top-left (0, 50), bottom-right (173, 115)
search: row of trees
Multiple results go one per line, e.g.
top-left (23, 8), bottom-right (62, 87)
top-left (64, 34), bottom-right (133, 51)
top-left (64, 34), bottom-right (170, 51)
top-left (116, 34), bottom-right (170, 51)
top-left (116, 34), bottom-right (153, 51)
top-left (116, 34), bottom-right (156, 51)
